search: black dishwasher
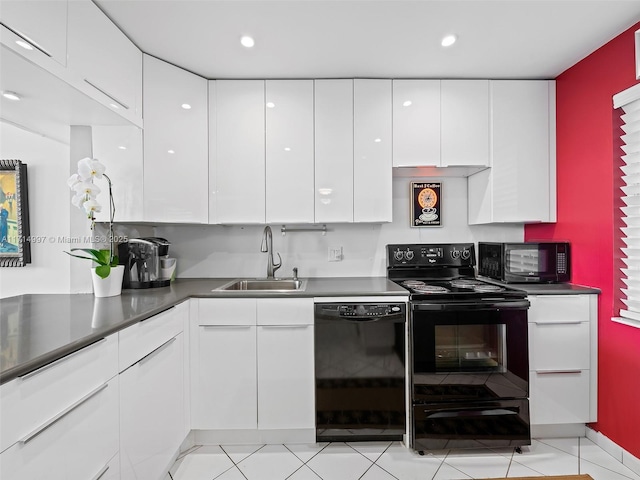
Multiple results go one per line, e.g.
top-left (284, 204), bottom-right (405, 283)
top-left (314, 301), bottom-right (407, 442)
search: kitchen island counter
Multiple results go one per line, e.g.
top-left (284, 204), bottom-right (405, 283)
top-left (0, 277), bottom-right (408, 384)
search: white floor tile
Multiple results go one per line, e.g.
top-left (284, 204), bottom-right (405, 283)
top-left (510, 438), bottom-right (579, 476)
top-left (287, 465), bottom-right (323, 480)
top-left (237, 444), bottom-right (304, 480)
top-left (221, 444), bottom-right (265, 464)
top-left (442, 450), bottom-right (511, 479)
top-left (172, 445), bottom-right (235, 480)
top-left (215, 466), bottom-right (248, 480)
top-left (505, 460), bottom-right (544, 477)
top-left (347, 441), bottom-right (392, 462)
top-left (306, 443), bottom-right (373, 480)
top-left (359, 464), bottom-right (398, 480)
top-left (285, 443), bottom-right (330, 463)
top-left (375, 442), bottom-right (443, 480)
top-left (580, 459), bottom-right (640, 480)
top-left (580, 437), bottom-right (640, 479)
top-left (537, 436), bottom-right (580, 457)
top-left (431, 462), bottom-right (472, 480)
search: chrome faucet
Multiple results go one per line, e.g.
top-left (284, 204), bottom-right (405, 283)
top-left (260, 226), bottom-right (282, 278)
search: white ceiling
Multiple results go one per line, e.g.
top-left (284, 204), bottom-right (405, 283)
top-left (95, 0), bottom-right (640, 80)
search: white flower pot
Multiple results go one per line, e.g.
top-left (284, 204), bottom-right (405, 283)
top-left (91, 265), bottom-right (124, 298)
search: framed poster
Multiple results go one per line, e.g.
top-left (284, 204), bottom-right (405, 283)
top-left (411, 181), bottom-right (441, 227)
top-left (0, 159), bottom-right (31, 266)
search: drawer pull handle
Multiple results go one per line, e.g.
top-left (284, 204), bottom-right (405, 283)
top-left (536, 369), bottom-right (582, 375)
top-left (18, 338), bottom-right (107, 381)
top-left (201, 325), bottom-right (253, 329)
top-left (140, 305), bottom-right (176, 322)
top-left (20, 383), bottom-right (109, 444)
top-left (84, 79), bottom-right (130, 110)
top-left (533, 321), bottom-right (582, 325)
top-left (91, 464), bottom-right (110, 480)
top-left (138, 337), bottom-right (177, 366)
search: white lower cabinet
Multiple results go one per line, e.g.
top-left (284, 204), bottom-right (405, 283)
top-left (0, 375), bottom-right (119, 480)
top-left (120, 331), bottom-right (185, 480)
top-left (193, 298), bottom-right (315, 437)
top-left (527, 294), bottom-right (598, 425)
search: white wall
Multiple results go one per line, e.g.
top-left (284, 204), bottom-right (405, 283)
top-left (0, 122), bottom-right (71, 298)
top-left (155, 176), bottom-right (524, 279)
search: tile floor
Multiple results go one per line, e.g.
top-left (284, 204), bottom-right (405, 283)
top-left (167, 437), bottom-right (640, 480)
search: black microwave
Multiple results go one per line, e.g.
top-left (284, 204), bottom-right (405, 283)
top-left (478, 242), bottom-right (571, 284)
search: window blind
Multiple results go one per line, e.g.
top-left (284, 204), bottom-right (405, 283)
top-left (619, 97), bottom-right (640, 325)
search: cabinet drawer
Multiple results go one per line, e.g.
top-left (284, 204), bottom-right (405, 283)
top-left (528, 295), bottom-right (590, 324)
top-left (257, 298), bottom-right (314, 325)
top-left (0, 334), bottom-right (117, 453)
top-left (119, 304), bottom-right (183, 371)
top-left (0, 375), bottom-right (118, 479)
top-left (530, 370), bottom-right (590, 424)
top-left (198, 298), bottom-right (257, 325)
top-left (528, 321), bottom-right (590, 371)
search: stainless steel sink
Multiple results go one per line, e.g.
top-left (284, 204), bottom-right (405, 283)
top-left (215, 278), bottom-right (307, 292)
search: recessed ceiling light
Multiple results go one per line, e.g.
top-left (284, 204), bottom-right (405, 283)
top-left (240, 36), bottom-right (255, 48)
top-left (15, 40), bottom-right (33, 50)
top-left (266, 102), bottom-right (275, 108)
top-left (2, 91), bottom-right (21, 101)
top-left (441, 34), bottom-right (457, 47)
top-left (403, 100), bottom-right (412, 107)
top-left (181, 103), bottom-right (192, 110)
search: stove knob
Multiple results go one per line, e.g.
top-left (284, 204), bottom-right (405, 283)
top-left (405, 250), bottom-right (414, 261)
top-left (461, 249), bottom-right (471, 260)
top-left (451, 250), bottom-right (461, 259)
top-left (394, 250), bottom-right (404, 261)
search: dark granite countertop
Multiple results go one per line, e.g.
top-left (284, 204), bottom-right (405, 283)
top-left (0, 277), bottom-right (408, 384)
top-left (476, 276), bottom-right (601, 295)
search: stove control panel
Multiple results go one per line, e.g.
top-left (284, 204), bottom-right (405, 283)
top-left (387, 243), bottom-right (475, 267)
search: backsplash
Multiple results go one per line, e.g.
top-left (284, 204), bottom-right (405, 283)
top-left (154, 176), bottom-right (524, 279)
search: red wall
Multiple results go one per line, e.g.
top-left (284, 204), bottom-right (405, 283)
top-left (526, 22), bottom-right (640, 457)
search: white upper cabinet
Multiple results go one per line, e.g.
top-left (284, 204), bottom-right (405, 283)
top-left (143, 54), bottom-right (209, 223)
top-left (0, 0), bottom-right (68, 67)
top-left (211, 80), bottom-right (266, 224)
top-left (441, 80), bottom-right (490, 167)
top-left (392, 79), bottom-right (441, 167)
top-left (354, 79), bottom-right (393, 222)
top-left (67, 0), bottom-right (142, 126)
top-left (468, 80), bottom-right (556, 224)
top-left (314, 79), bottom-right (354, 223)
top-left (265, 80), bottom-right (315, 223)
top-left (92, 126), bottom-right (144, 223)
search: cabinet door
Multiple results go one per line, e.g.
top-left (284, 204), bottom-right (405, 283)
top-left (212, 80), bottom-right (266, 224)
top-left (392, 79), bottom-right (440, 167)
top-left (441, 80), bottom-right (489, 167)
top-left (257, 324), bottom-right (315, 430)
top-left (0, 377), bottom-right (118, 480)
top-left (266, 80), bottom-right (315, 223)
top-left (120, 332), bottom-right (185, 480)
top-left (0, 0), bottom-right (67, 66)
top-left (491, 80), bottom-right (555, 222)
top-left (314, 79), bottom-right (354, 222)
top-left (143, 54), bottom-right (208, 223)
top-left (194, 325), bottom-right (257, 429)
top-left (92, 125), bottom-right (144, 222)
top-left (528, 322), bottom-right (590, 371)
top-left (530, 370), bottom-right (590, 424)
top-left (354, 79), bottom-right (393, 222)
top-left (67, 0), bottom-right (142, 124)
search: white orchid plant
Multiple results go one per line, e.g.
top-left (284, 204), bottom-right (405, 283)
top-left (66, 157), bottom-right (118, 279)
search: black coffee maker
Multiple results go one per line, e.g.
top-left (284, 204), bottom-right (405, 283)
top-left (118, 237), bottom-right (172, 289)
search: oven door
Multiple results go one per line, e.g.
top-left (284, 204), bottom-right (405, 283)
top-left (411, 300), bottom-right (529, 402)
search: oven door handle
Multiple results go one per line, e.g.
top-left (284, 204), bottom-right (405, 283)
top-left (412, 300), bottom-right (530, 312)
top-left (424, 407), bottom-right (520, 418)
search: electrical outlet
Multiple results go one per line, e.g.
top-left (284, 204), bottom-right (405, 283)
top-left (328, 246), bottom-right (343, 262)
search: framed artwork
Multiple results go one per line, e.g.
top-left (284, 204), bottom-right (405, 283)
top-left (411, 181), bottom-right (442, 227)
top-left (0, 159), bottom-right (31, 266)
